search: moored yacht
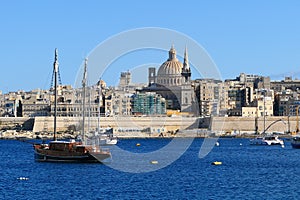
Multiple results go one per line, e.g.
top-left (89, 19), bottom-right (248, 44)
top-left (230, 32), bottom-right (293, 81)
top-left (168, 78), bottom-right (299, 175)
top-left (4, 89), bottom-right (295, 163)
top-left (33, 50), bottom-right (111, 163)
top-left (250, 135), bottom-right (284, 146)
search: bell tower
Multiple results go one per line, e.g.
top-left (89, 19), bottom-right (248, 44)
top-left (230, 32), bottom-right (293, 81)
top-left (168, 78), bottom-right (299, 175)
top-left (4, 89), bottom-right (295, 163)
top-left (180, 46), bottom-right (193, 113)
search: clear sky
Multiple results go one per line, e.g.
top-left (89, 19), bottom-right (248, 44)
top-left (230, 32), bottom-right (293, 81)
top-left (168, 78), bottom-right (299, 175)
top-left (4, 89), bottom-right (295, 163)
top-left (1, 1), bottom-right (300, 92)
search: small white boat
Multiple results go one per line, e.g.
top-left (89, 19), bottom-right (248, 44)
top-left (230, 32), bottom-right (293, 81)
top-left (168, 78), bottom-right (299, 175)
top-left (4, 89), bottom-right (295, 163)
top-left (250, 136), bottom-right (284, 146)
top-left (99, 134), bottom-right (118, 146)
top-left (87, 128), bottom-right (118, 146)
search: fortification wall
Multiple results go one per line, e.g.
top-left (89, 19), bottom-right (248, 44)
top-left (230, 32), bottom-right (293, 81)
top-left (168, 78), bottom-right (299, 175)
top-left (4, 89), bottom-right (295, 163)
top-left (1, 116), bottom-right (293, 135)
top-left (0, 117), bottom-right (34, 130)
top-left (32, 116), bottom-right (200, 133)
top-left (211, 116), bottom-right (291, 133)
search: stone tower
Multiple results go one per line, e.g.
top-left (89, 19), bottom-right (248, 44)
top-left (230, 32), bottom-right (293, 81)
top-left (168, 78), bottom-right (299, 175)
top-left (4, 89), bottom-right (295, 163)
top-left (180, 47), bottom-right (193, 112)
top-left (148, 67), bottom-right (156, 86)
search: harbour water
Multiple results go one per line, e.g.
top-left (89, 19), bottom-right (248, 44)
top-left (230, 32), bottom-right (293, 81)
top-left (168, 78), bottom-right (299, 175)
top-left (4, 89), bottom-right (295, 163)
top-left (1, 138), bottom-right (299, 199)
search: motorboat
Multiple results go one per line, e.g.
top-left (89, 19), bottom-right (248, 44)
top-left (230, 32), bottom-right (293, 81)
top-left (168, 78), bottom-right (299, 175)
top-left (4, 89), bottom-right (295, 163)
top-left (250, 135), bottom-right (284, 146)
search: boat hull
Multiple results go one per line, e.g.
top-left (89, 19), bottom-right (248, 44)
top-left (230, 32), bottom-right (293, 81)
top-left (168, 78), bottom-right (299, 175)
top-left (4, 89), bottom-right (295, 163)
top-left (99, 138), bottom-right (118, 146)
top-left (34, 145), bottom-right (111, 163)
top-left (291, 137), bottom-right (300, 149)
top-left (34, 151), bottom-right (100, 163)
top-left (250, 136), bottom-right (284, 146)
top-left (291, 143), bottom-right (300, 149)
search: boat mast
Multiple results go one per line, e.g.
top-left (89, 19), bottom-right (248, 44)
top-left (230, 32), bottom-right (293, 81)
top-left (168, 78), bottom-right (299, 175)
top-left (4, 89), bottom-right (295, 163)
top-left (88, 85), bottom-right (91, 133)
top-left (97, 79), bottom-right (102, 132)
top-left (82, 58), bottom-right (88, 142)
top-left (53, 48), bottom-right (59, 141)
top-left (296, 105), bottom-right (299, 133)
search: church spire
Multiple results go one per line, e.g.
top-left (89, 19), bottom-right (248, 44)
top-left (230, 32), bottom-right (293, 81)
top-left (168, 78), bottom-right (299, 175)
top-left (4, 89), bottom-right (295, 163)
top-left (183, 46), bottom-right (190, 72)
top-left (181, 46), bottom-right (191, 83)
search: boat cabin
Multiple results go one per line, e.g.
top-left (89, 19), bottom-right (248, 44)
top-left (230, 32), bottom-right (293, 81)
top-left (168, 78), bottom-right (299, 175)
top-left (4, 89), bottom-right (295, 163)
top-left (264, 136), bottom-right (277, 140)
top-left (49, 141), bottom-right (73, 151)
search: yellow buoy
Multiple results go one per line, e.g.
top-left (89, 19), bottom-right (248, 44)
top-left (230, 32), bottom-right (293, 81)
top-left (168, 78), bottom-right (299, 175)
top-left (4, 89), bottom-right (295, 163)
top-left (150, 160), bottom-right (158, 164)
top-left (136, 143), bottom-right (141, 146)
top-left (211, 161), bottom-right (222, 165)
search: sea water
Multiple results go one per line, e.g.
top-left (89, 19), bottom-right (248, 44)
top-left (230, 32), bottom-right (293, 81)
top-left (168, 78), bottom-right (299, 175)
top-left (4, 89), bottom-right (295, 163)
top-left (0, 138), bottom-right (299, 200)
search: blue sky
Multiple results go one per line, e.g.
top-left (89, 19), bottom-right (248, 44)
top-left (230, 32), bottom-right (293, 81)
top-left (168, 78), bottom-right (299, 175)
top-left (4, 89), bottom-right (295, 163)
top-left (1, 1), bottom-right (300, 92)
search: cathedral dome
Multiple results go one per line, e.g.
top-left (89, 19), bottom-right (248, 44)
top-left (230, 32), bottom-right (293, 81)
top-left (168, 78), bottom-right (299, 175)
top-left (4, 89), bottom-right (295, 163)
top-left (157, 46), bottom-right (183, 76)
top-left (156, 46), bottom-right (183, 86)
top-left (157, 60), bottom-right (183, 76)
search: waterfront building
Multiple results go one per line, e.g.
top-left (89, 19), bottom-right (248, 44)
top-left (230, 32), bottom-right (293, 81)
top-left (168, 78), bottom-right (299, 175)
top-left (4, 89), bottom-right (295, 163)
top-left (194, 78), bottom-right (228, 116)
top-left (271, 76), bottom-right (300, 93)
top-left (132, 92), bottom-right (166, 115)
top-left (242, 89), bottom-right (274, 117)
top-left (111, 90), bottom-right (134, 116)
top-left (225, 80), bottom-right (248, 116)
top-left (225, 73), bottom-right (270, 116)
top-left (274, 89), bottom-right (300, 116)
top-left (233, 73), bottom-right (271, 90)
top-left (110, 71), bottom-right (146, 116)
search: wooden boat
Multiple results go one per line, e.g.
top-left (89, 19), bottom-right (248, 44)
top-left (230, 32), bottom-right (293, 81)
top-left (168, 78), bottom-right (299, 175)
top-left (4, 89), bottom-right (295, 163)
top-left (34, 140), bottom-right (110, 162)
top-left (33, 50), bottom-right (111, 163)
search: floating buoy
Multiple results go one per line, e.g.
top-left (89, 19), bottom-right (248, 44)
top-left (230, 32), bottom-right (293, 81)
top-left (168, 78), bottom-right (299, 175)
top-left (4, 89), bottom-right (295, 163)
top-left (240, 143), bottom-right (242, 146)
top-left (215, 142), bottom-right (220, 146)
top-left (211, 161), bottom-right (222, 165)
top-left (281, 144), bottom-right (285, 148)
top-left (136, 143), bottom-right (141, 147)
top-left (17, 177), bottom-right (29, 180)
top-left (150, 160), bottom-right (158, 164)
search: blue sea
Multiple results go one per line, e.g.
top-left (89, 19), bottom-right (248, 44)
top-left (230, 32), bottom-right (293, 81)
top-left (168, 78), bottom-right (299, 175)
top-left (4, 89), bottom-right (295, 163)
top-left (1, 138), bottom-right (299, 200)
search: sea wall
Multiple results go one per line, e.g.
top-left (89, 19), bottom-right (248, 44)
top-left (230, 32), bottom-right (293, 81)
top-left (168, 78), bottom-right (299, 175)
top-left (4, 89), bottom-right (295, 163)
top-left (0, 117), bottom-right (34, 130)
top-left (211, 116), bottom-right (292, 133)
top-left (0, 116), bottom-right (295, 136)
top-left (32, 116), bottom-right (201, 135)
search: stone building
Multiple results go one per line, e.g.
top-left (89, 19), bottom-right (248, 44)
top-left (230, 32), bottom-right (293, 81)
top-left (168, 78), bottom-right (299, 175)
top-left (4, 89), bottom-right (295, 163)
top-left (111, 71), bottom-right (146, 116)
top-left (271, 76), bottom-right (300, 92)
top-left (143, 45), bottom-right (196, 114)
top-left (194, 79), bottom-right (228, 116)
top-left (225, 73), bottom-right (271, 116)
top-left (274, 89), bottom-right (300, 116)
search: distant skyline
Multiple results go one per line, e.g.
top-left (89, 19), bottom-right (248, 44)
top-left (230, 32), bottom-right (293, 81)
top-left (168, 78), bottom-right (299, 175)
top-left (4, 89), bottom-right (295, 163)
top-left (1, 1), bottom-right (300, 92)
